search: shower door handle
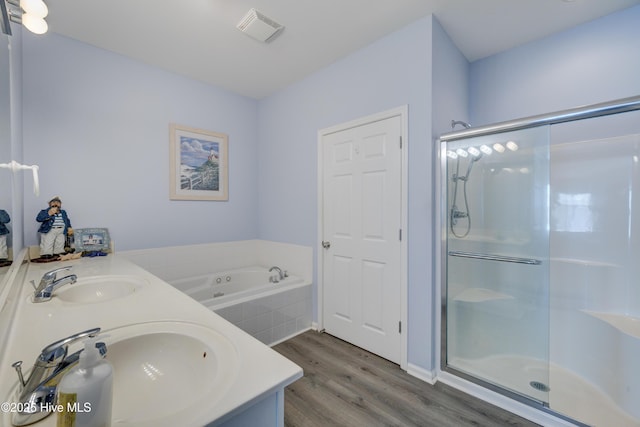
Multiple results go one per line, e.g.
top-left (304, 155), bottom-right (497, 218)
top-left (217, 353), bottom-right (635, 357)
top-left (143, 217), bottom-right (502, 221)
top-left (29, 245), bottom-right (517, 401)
top-left (322, 241), bottom-right (331, 249)
top-left (448, 250), bottom-right (542, 265)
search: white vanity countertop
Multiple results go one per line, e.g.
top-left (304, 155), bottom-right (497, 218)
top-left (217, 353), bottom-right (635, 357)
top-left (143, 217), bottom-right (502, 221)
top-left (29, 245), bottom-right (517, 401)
top-left (0, 255), bottom-right (302, 427)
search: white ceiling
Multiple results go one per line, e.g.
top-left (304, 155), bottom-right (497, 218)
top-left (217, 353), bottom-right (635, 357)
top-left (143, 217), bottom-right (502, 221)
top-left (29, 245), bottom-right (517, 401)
top-left (44, 0), bottom-right (640, 99)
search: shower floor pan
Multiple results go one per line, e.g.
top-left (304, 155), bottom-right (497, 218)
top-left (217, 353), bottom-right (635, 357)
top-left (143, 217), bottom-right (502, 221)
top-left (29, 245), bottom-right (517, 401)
top-left (450, 355), bottom-right (638, 427)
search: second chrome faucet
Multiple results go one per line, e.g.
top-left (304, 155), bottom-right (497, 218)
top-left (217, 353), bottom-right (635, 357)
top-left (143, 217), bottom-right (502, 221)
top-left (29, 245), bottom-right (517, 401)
top-left (32, 266), bottom-right (77, 303)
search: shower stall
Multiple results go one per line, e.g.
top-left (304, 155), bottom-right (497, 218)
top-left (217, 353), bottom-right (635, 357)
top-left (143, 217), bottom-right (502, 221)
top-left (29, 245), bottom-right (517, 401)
top-left (438, 96), bottom-right (640, 427)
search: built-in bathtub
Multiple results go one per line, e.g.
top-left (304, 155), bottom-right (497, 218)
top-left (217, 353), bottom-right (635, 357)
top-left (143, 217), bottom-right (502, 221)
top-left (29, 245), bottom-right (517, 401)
top-left (121, 240), bottom-right (314, 347)
top-left (169, 266), bottom-right (312, 346)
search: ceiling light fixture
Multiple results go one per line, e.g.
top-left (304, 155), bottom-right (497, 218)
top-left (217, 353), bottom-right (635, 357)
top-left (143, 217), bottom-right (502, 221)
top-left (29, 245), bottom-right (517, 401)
top-left (2, 0), bottom-right (48, 35)
top-left (236, 8), bottom-right (284, 43)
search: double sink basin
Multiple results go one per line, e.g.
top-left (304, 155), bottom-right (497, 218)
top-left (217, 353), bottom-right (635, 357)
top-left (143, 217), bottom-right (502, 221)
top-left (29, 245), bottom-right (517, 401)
top-left (7, 273), bottom-right (240, 426)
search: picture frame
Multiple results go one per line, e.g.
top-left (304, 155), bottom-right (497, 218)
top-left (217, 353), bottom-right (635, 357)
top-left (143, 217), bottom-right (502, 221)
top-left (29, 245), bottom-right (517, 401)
top-left (169, 123), bottom-right (229, 201)
top-left (74, 228), bottom-right (111, 253)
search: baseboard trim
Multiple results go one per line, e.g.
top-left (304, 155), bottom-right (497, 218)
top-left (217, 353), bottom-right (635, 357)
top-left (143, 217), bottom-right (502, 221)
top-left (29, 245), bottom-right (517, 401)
top-left (407, 363), bottom-right (437, 385)
top-left (269, 327), bottom-right (313, 347)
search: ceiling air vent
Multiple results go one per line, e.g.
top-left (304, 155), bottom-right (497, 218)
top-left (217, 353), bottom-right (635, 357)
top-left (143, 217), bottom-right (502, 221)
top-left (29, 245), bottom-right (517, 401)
top-left (237, 8), bottom-right (284, 43)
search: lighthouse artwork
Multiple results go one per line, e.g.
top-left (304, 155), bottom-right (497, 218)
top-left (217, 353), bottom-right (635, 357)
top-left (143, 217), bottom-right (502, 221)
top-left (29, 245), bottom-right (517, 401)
top-left (169, 124), bottom-right (229, 201)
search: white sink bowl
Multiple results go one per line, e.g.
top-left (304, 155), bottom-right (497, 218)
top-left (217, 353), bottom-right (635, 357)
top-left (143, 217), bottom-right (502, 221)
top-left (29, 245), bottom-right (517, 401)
top-left (3, 322), bottom-right (239, 427)
top-left (103, 322), bottom-right (239, 426)
top-left (55, 275), bottom-right (146, 303)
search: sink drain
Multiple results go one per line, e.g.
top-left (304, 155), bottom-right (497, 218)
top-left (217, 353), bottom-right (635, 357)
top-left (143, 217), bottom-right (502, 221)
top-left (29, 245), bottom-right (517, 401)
top-left (529, 381), bottom-right (550, 392)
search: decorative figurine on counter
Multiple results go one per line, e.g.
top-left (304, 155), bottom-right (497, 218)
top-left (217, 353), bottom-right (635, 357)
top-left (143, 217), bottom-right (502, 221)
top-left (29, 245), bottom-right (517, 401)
top-left (0, 209), bottom-right (10, 265)
top-left (36, 196), bottom-right (73, 260)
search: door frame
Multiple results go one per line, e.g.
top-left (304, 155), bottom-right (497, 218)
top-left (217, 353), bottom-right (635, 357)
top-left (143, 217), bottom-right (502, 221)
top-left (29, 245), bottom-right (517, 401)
top-left (317, 105), bottom-right (408, 370)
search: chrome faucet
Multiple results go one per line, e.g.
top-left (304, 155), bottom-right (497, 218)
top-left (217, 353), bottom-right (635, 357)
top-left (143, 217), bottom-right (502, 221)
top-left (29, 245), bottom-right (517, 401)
top-left (33, 266), bottom-right (77, 302)
top-left (269, 266), bottom-right (287, 282)
top-left (10, 327), bottom-right (106, 426)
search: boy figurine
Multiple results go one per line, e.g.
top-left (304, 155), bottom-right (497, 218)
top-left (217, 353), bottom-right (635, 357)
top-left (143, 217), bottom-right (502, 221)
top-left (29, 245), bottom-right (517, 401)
top-left (0, 209), bottom-right (10, 261)
top-left (36, 196), bottom-right (73, 259)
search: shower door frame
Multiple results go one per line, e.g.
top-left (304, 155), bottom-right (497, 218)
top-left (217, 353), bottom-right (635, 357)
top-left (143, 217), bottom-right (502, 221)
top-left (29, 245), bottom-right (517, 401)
top-left (436, 95), bottom-right (640, 422)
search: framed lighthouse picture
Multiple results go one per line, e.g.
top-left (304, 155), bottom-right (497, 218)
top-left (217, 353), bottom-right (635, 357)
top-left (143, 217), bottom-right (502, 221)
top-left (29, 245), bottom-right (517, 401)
top-left (169, 123), bottom-right (229, 201)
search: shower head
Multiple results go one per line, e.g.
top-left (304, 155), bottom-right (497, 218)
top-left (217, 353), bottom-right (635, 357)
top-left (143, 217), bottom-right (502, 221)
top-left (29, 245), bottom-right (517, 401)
top-left (451, 120), bottom-right (471, 130)
top-left (463, 152), bottom-right (482, 180)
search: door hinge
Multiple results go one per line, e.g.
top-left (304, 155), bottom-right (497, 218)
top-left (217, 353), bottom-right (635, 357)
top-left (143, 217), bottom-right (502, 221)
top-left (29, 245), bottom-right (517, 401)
top-left (399, 229), bottom-right (402, 241)
top-left (399, 136), bottom-right (403, 149)
top-left (399, 321), bottom-right (402, 333)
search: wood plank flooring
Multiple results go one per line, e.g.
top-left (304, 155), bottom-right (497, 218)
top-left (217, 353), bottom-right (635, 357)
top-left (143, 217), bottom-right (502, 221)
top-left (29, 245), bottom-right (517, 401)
top-left (273, 330), bottom-right (541, 427)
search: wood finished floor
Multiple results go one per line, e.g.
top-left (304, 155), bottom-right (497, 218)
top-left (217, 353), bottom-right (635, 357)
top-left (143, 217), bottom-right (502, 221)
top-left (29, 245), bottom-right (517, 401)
top-left (273, 330), bottom-right (541, 427)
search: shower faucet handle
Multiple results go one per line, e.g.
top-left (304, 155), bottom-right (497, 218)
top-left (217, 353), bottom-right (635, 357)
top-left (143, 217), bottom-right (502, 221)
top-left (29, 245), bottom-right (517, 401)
top-left (452, 210), bottom-right (468, 219)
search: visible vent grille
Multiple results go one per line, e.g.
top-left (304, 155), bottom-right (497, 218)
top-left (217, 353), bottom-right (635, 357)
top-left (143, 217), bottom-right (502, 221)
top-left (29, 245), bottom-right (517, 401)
top-left (236, 8), bottom-right (284, 43)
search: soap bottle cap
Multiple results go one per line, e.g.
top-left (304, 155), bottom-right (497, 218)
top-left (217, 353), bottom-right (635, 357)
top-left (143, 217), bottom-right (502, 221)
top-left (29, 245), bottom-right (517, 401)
top-left (78, 336), bottom-right (101, 370)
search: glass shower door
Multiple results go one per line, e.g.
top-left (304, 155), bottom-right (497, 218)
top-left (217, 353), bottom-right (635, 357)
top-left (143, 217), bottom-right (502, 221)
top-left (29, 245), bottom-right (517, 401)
top-left (443, 126), bottom-right (551, 403)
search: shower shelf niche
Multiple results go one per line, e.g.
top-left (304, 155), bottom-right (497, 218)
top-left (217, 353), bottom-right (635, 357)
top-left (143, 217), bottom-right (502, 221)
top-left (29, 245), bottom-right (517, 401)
top-left (453, 288), bottom-right (515, 303)
top-left (582, 310), bottom-right (640, 339)
top-left (550, 257), bottom-right (618, 268)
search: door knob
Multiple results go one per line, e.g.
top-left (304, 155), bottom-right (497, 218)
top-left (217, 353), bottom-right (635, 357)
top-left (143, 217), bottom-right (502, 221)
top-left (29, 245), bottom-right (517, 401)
top-left (322, 241), bottom-right (331, 249)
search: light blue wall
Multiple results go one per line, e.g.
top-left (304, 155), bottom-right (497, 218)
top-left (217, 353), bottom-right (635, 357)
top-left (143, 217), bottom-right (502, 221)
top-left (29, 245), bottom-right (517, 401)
top-left (432, 19), bottom-right (469, 138)
top-left (257, 16), bottom-right (436, 369)
top-left (22, 33), bottom-right (260, 251)
top-left (470, 5), bottom-right (640, 125)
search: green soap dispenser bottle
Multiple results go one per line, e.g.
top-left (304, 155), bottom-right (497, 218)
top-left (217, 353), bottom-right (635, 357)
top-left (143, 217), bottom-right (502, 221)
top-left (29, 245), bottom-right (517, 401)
top-left (57, 336), bottom-right (113, 427)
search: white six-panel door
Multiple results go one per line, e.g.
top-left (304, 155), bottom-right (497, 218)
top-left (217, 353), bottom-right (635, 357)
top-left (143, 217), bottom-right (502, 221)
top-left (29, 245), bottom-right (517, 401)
top-left (321, 115), bottom-right (402, 363)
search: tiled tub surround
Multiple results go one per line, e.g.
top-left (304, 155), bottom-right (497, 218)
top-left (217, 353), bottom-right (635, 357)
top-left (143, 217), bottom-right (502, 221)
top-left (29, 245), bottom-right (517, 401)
top-left (211, 280), bottom-right (312, 346)
top-left (121, 240), bottom-right (313, 345)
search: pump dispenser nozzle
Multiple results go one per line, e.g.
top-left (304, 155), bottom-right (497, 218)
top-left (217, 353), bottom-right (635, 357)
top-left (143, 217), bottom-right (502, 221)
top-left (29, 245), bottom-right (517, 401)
top-left (57, 335), bottom-right (113, 426)
top-left (79, 336), bottom-right (103, 371)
